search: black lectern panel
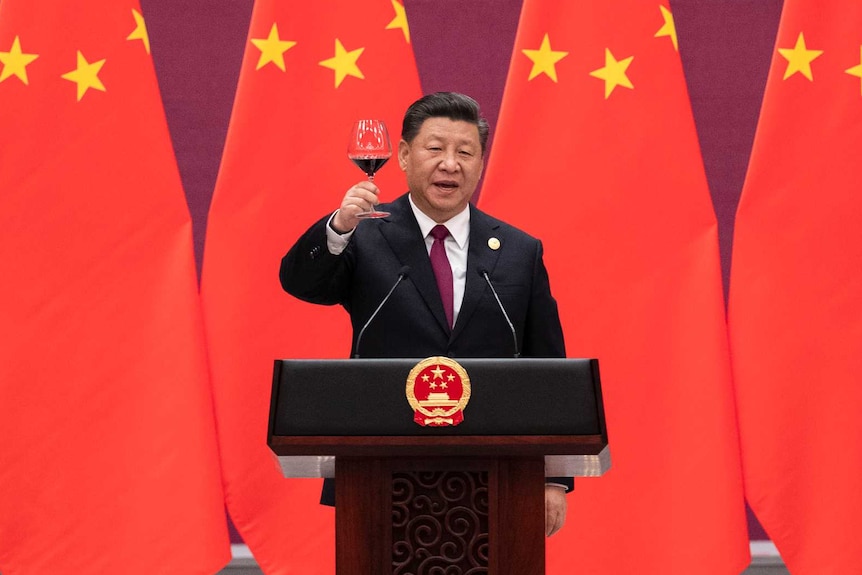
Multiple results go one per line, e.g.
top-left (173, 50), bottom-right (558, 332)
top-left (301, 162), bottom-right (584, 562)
top-left (269, 358), bottom-right (604, 437)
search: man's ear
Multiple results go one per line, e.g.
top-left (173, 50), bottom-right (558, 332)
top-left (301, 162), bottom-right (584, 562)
top-left (398, 139), bottom-right (409, 171)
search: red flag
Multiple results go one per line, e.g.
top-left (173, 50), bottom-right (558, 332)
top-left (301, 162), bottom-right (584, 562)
top-left (480, 2), bottom-right (749, 573)
top-left (200, 1), bottom-right (421, 571)
top-left (729, 2), bottom-right (862, 572)
top-left (0, 2), bottom-right (229, 574)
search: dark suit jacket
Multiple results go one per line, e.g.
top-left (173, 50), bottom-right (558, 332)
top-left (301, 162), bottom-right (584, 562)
top-left (280, 193), bottom-right (571, 502)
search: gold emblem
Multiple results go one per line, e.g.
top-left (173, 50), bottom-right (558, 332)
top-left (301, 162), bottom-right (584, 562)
top-left (488, 237), bottom-right (501, 250)
top-left (406, 356), bottom-right (471, 426)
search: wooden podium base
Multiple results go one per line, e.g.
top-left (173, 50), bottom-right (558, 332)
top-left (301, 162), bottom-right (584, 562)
top-left (336, 456), bottom-right (546, 575)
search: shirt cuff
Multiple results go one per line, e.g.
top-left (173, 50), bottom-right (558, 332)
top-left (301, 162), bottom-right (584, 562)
top-left (325, 210), bottom-right (355, 255)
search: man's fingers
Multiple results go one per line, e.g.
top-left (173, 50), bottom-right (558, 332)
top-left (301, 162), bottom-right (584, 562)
top-left (333, 183), bottom-right (381, 231)
top-left (544, 485), bottom-right (568, 538)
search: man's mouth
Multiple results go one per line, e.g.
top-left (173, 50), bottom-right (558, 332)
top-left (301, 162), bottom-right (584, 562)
top-left (433, 181), bottom-right (459, 191)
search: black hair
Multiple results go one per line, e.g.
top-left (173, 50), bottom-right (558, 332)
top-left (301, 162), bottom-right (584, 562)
top-left (401, 92), bottom-right (490, 153)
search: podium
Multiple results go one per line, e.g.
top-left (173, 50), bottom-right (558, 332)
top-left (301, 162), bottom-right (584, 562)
top-left (268, 357), bottom-right (609, 575)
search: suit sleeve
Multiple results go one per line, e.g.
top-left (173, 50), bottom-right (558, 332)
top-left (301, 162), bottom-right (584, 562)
top-left (522, 241), bottom-right (574, 491)
top-left (279, 214), bottom-right (354, 305)
top-left (521, 240), bottom-right (566, 358)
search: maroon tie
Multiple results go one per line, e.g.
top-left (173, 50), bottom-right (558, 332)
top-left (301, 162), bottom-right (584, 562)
top-left (429, 225), bottom-right (454, 328)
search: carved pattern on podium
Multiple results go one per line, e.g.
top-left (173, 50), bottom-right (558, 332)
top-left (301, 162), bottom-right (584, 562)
top-left (392, 471), bottom-right (489, 574)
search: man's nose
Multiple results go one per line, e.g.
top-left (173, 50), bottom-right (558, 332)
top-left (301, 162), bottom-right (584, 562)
top-left (439, 152), bottom-right (459, 171)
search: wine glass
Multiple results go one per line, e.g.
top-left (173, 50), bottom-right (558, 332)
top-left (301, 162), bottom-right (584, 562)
top-left (347, 119), bottom-right (392, 218)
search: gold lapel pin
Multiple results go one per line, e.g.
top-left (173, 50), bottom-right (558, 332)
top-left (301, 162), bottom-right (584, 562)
top-left (488, 237), bottom-right (501, 250)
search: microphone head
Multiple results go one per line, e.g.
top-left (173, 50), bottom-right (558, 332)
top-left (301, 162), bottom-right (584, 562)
top-left (398, 265), bottom-right (411, 277)
top-left (477, 267), bottom-right (490, 277)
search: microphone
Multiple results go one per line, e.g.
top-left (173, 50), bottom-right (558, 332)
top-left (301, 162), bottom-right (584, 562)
top-left (354, 266), bottom-right (411, 358)
top-left (479, 268), bottom-right (520, 358)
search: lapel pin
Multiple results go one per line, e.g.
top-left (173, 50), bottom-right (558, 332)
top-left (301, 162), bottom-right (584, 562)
top-left (487, 237), bottom-right (501, 250)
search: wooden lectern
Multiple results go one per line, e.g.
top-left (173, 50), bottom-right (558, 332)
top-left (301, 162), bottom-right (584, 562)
top-left (268, 357), bottom-right (609, 575)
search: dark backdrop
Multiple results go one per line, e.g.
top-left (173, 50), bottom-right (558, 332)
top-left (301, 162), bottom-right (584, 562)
top-left (143, 0), bottom-right (783, 541)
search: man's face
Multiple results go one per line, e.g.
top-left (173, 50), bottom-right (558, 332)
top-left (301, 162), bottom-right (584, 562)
top-left (398, 117), bottom-right (484, 223)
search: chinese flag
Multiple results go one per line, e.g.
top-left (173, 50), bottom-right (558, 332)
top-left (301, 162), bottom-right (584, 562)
top-left (0, 2), bottom-right (229, 575)
top-left (480, 2), bottom-right (749, 573)
top-left (728, 2), bottom-right (862, 573)
top-left (199, 1), bottom-right (421, 572)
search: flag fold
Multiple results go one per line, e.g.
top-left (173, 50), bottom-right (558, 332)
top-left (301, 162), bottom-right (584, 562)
top-left (729, 2), bottom-right (862, 573)
top-left (200, 1), bottom-right (422, 572)
top-left (480, 2), bottom-right (749, 573)
top-left (0, 2), bottom-right (229, 574)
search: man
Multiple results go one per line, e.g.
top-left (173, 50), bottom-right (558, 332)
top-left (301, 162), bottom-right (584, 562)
top-left (280, 92), bottom-right (570, 536)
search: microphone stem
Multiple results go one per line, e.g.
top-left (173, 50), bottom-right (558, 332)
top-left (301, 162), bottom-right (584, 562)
top-left (354, 272), bottom-right (406, 358)
top-left (482, 271), bottom-right (520, 358)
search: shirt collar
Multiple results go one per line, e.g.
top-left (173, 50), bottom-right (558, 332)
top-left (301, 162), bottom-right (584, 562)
top-left (408, 194), bottom-right (470, 249)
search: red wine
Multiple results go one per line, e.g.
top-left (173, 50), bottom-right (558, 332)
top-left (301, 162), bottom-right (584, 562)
top-left (350, 156), bottom-right (389, 177)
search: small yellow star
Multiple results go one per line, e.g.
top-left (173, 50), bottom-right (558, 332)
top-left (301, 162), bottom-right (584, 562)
top-left (319, 38), bottom-right (365, 88)
top-left (778, 32), bottom-right (823, 81)
top-left (127, 9), bottom-right (150, 54)
top-left (422, 374), bottom-right (430, 382)
top-left (845, 46), bottom-right (862, 95)
top-left (655, 5), bottom-right (678, 51)
top-left (0, 36), bottom-right (39, 85)
top-left (61, 51), bottom-right (106, 101)
top-left (250, 23), bottom-right (297, 71)
top-left (386, 0), bottom-right (410, 43)
top-left (589, 48), bottom-right (634, 99)
top-left (522, 33), bottom-right (568, 82)
top-left (430, 365), bottom-right (446, 379)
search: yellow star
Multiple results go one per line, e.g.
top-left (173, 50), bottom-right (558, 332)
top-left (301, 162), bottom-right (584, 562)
top-left (0, 36), bottom-right (39, 85)
top-left (430, 365), bottom-right (446, 379)
top-left (126, 9), bottom-right (150, 54)
top-left (319, 38), bottom-right (364, 88)
top-left (778, 32), bottom-right (823, 81)
top-left (250, 23), bottom-right (297, 71)
top-left (845, 46), bottom-right (862, 95)
top-left (655, 5), bottom-right (678, 51)
top-left (386, 0), bottom-right (410, 43)
top-left (61, 51), bottom-right (106, 101)
top-left (589, 48), bottom-right (634, 99)
top-left (522, 33), bottom-right (568, 82)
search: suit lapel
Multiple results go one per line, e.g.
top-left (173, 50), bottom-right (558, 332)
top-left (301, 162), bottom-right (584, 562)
top-left (452, 205), bottom-right (502, 342)
top-left (378, 195), bottom-right (452, 335)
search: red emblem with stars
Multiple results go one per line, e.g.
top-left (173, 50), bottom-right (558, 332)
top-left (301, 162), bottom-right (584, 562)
top-left (406, 356), bottom-right (471, 426)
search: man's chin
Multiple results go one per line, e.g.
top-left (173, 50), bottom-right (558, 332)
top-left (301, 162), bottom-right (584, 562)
top-left (429, 198), bottom-right (465, 214)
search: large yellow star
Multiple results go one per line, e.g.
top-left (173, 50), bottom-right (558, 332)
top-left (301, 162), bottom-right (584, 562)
top-left (319, 39), bottom-right (364, 88)
top-left (61, 51), bottom-right (106, 101)
top-left (126, 9), bottom-right (150, 54)
top-left (845, 47), bottom-right (862, 95)
top-left (778, 32), bottom-right (823, 81)
top-left (250, 23), bottom-right (297, 71)
top-left (655, 5), bottom-right (678, 51)
top-left (0, 36), bottom-right (39, 85)
top-left (522, 33), bottom-right (568, 82)
top-left (386, 0), bottom-right (410, 43)
top-left (589, 48), bottom-right (634, 99)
